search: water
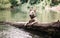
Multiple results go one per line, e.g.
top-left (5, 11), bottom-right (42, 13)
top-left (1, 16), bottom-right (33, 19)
top-left (0, 25), bottom-right (43, 38)
top-left (0, 0), bottom-right (60, 38)
top-left (0, 25), bottom-right (32, 38)
top-left (0, 0), bottom-right (60, 22)
top-left (0, 6), bottom-right (60, 22)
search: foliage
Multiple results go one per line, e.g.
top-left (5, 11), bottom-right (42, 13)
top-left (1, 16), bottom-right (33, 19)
top-left (30, 0), bottom-right (39, 5)
top-left (9, 0), bottom-right (18, 6)
top-left (51, 0), bottom-right (60, 6)
top-left (0, 0), bottom-right (60, 22)
top-left (0, 0), bottom-right (10, 8)
top-left (20, 0), bottom-right (28, 4)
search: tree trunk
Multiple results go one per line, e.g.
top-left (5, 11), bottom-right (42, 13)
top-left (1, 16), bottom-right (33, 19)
top-left (0, 21), bottom-right (60, 32)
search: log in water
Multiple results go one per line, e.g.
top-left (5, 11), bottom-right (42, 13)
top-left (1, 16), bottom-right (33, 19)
top-left (0, 20), bottom-right (60, 32)
top-left (0, 21), bottom-right (60, 38)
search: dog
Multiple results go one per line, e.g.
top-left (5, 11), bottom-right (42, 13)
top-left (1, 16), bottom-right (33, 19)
top-left (25, 7), bottom-right (38, 27)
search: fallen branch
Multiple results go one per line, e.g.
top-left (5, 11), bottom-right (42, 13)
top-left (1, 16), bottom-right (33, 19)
top-left (0, 20), bottom-right (60, 38)
top-left (0, 20), bottom-right (60, 32)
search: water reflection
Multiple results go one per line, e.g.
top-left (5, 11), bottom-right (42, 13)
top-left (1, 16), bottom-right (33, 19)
top-left (0, 6), bottom-right (60, 22)
top-left (0, 10), bottom-right (11, 21)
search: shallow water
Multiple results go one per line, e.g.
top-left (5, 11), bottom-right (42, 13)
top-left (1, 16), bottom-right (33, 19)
top-left (0, 25), bottom-right (43, 38)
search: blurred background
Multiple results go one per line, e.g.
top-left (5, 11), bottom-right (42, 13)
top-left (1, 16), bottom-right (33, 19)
top-left (0, 0), bottom-right (60, 22)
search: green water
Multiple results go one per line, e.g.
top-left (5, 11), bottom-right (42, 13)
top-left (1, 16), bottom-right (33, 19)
top-left (0, 0), bottom-right (60, 22)
top-left (0, 8), bottom-right (29, 22)
top-left (0, 7), bottom-right (60, 22)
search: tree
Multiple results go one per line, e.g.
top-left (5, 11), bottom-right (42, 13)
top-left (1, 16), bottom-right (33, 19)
top-left (51, 0), bottom-right (60, 6)
top-left (9, 0), bottom-right (18, 7)
top-left (0, 0), bottom-right (10, 9)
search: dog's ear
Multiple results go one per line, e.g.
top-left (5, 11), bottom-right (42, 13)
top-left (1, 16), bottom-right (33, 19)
top-left (33, 7), bottom-right (36, 12)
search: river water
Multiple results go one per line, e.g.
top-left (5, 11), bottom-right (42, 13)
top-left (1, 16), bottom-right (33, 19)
top-left (0, 1), bottom-right (60, 38)
top-left (0, 24), bottom-right (44, 38)
top-left (0, 6), bottom-right (60, 22)
top-left (0, 9), bottom-right (50, 38)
